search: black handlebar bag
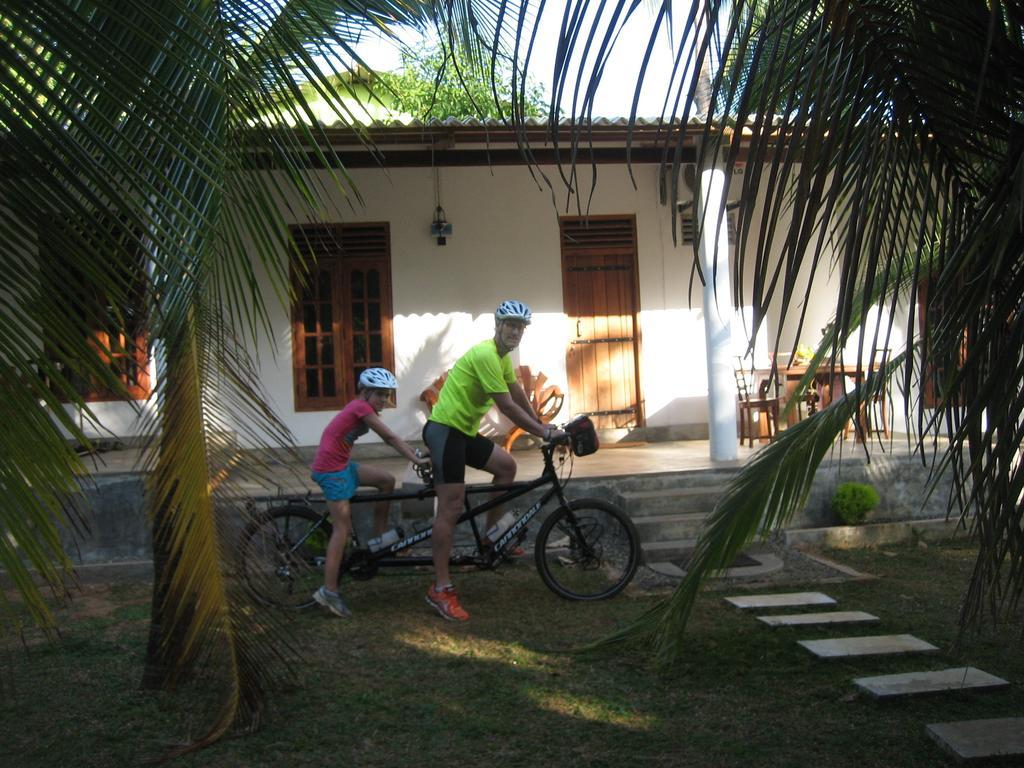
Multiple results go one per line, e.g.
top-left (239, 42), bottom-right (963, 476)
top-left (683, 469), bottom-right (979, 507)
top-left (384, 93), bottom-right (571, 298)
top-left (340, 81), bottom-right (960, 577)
top-left (564, 415), bottom-right (600, 457)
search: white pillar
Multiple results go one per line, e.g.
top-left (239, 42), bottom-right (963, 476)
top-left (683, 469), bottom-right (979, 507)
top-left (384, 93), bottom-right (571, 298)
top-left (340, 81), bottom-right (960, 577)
top-left (698, 166), bottom-right (738, 460)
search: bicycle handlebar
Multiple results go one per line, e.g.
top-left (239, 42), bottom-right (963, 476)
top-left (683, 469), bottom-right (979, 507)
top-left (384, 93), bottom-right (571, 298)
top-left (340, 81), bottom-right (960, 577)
top-left (413, 453), bottom-right (434, 486)
top-left (548, 431), bottom-right (571, 447)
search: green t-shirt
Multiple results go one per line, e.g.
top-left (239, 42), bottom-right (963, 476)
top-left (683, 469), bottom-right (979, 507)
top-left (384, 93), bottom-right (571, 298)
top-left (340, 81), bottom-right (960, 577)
top-left (431, 339), bottom-right (516, 436)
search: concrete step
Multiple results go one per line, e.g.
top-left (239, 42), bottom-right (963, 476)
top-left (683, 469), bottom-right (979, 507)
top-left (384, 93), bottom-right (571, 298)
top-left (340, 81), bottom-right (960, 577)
top-left (798, 634), bottom-right (939, 659)
top-left (927, 718), bottom-right (1024, 764)
top-left (725, 592), bottom-right (837, 610)
top-left (632, 512), bottom-right (712, 542)
top-left (784, 517), bottom-right (964, 549)
top-left (646, 549), bottom-right (784, 580)
top-left (620, 485), bottom-right (727, 518)
top-left (758, 611), bottom-right (879, 628)
top-left (855, 667), bottom-right (1010, 699)
top-left (612, 468), bottom-right (739, 495)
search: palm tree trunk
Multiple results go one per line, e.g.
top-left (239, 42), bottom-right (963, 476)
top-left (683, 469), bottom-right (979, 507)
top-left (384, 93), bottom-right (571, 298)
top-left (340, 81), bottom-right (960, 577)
top-left (140, 325), bottom-right (208, 690)
top-left (141, 479), bottom-right (196, 690)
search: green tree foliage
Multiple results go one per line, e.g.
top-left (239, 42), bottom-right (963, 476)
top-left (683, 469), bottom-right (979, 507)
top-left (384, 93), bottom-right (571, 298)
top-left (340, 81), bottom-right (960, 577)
top-left (375, 43), bottom-right (548, 120)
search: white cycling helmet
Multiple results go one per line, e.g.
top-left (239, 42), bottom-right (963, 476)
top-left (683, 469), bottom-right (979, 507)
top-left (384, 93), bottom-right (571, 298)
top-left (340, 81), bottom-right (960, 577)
top-left (358, 367), bottom-right (398, 390)
top-left (495, 299), bottom-right (532, 325)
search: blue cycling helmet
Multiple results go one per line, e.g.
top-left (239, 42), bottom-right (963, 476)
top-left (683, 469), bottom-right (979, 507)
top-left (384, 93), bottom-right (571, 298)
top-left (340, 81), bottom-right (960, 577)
top-left (495, 299), bottom-right (532, 325)
top-left (358, 367), bottom-right (398, 390)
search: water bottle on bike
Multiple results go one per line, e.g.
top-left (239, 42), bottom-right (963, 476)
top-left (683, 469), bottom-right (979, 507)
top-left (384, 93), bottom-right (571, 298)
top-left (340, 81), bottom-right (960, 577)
top-left (485, 509), bottom-right (518, 542)
top-left (367, 526), bottom-right (405, 552)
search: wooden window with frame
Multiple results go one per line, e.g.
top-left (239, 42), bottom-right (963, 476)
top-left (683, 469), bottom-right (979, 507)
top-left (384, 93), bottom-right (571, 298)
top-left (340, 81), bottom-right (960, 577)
top-left (45, 219), bottom-right (151, 402)
top-left (290, 223), bottom-right (394, 411)
top-left (79, 322), bottom-right (150, 401)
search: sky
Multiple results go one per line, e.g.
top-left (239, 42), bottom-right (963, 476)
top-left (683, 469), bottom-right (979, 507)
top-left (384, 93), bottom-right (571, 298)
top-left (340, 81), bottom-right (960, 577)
top-left (352, 1), bottom-right (690, 119)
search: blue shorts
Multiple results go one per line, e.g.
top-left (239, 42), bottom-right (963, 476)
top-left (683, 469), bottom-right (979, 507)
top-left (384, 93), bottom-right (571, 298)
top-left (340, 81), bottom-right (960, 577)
top-left (311, 462), bottom-right (360, 501)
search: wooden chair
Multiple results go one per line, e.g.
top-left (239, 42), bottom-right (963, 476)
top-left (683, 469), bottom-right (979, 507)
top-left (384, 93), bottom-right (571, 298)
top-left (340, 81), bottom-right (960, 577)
top-left (503, 366), bottom-right (565, 452)
top-left (734, 366), bottom-right (781, 447)
top-left (844, 349), bottom-right (891, 440)
top-left (865, 349), bottom-right (892, 438)
top-left (419, 372), bottom-right (449, 413)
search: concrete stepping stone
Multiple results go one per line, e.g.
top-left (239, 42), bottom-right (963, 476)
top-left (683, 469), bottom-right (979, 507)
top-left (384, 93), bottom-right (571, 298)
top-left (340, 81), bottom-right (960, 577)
top-left (798, 633), bottom-right (938, 658)
top-left (647, 561), bottom-right (686, 578)
top-left (647, 552), bottom-right (784, 580)
top-left (926, 718), bottom-right (1024, 764)
top-left (855, 667), bottom-right (1010, 699)
top-left (724, 591), bottom-right (836, 610)
top-left (757, 610), bottom-right (879, 627)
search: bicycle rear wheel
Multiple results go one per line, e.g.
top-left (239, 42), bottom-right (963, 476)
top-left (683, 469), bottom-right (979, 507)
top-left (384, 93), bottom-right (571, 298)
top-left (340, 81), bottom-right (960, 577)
top-left (239, 505), bottom-right (330, 609)
top-left (534, 498), bottom-right (640, 600)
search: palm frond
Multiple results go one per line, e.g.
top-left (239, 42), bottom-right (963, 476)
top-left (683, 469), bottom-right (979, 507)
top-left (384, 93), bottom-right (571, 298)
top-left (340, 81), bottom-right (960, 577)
top-left (594, 357), bottom-right (899, 664)
top-left (2, 0), bottom-right (437, 752)
top-left (512, 0), bottom-right (1024, 652)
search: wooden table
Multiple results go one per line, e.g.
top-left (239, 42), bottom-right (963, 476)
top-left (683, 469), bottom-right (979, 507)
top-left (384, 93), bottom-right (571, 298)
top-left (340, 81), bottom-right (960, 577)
top-left (780, 363), bottom-right (883, 432)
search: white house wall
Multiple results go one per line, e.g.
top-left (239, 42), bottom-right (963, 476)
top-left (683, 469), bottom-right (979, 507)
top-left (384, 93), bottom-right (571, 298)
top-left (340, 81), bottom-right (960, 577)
top-left (246, 160), bottom-right (853, 449)
top-left (63, 159), bottom-right (917, 448)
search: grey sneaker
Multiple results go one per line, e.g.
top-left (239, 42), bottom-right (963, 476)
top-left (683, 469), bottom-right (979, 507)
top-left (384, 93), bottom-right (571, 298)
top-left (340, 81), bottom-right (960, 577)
top-left (313, 586), bottom-right (352, 618)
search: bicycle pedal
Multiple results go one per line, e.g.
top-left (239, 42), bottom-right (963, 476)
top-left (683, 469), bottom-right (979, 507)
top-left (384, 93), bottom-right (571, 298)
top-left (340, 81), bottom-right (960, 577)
top-left (501, 545), bottom-right (527, 562)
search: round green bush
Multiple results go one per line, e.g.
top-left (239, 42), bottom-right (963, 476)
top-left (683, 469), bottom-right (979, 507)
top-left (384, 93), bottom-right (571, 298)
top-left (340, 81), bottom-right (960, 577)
top-left (831, 482), bottom-right (880, 525)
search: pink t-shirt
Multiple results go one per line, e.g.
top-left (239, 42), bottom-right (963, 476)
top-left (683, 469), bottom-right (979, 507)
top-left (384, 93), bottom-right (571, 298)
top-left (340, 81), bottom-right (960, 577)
top-left (311, 399), bottom-right (375, 473)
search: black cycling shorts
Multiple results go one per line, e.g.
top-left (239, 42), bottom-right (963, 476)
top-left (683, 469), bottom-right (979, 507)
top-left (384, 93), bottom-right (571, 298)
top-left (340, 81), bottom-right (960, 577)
top-left (422, 421), bottom-right (495, 485)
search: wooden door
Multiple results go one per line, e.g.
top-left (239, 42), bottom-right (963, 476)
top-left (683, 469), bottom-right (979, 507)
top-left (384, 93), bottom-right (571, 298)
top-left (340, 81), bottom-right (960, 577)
top-left (559, 216), bottom-right (642, 429)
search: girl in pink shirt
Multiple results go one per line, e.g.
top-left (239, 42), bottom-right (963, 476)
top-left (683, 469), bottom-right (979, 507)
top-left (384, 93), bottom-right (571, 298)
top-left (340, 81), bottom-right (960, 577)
top-left (310, 368), bottom-right (429, 618)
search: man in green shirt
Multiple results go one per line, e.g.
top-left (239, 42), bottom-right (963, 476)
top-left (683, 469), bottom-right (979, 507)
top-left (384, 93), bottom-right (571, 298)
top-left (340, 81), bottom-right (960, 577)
top-left (422, 300), bottom-right (565, 621)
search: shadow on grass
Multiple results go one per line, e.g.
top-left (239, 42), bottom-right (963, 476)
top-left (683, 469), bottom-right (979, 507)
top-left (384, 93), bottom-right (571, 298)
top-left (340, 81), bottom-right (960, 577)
top-left (1, 541), bottom-right (1021, 768)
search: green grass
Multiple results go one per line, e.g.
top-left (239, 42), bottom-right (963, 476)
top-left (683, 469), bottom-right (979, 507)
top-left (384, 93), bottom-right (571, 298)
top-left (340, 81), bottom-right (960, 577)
top-left (1, 540), bottom-right (1021, 767)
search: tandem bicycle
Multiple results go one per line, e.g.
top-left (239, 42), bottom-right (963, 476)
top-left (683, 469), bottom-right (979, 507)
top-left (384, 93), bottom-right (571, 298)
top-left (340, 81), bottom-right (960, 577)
top-left (237, 425), bottom-right (641, 606)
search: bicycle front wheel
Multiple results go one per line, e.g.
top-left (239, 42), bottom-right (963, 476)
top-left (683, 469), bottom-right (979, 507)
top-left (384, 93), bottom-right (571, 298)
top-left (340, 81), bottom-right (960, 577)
top-left (534, 498), bottom-right (640, 600)
top-left (239, 505), bottom-right (330, 609)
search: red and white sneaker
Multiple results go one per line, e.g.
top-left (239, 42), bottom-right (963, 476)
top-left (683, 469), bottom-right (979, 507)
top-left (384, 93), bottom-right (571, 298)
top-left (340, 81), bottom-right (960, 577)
top-left (425, 584), bottom-right (469, 621)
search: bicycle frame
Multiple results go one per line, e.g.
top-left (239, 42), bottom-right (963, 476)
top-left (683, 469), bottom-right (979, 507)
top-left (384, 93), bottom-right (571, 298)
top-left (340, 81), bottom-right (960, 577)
top-left (290, 443), bottom-right (573, 571)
